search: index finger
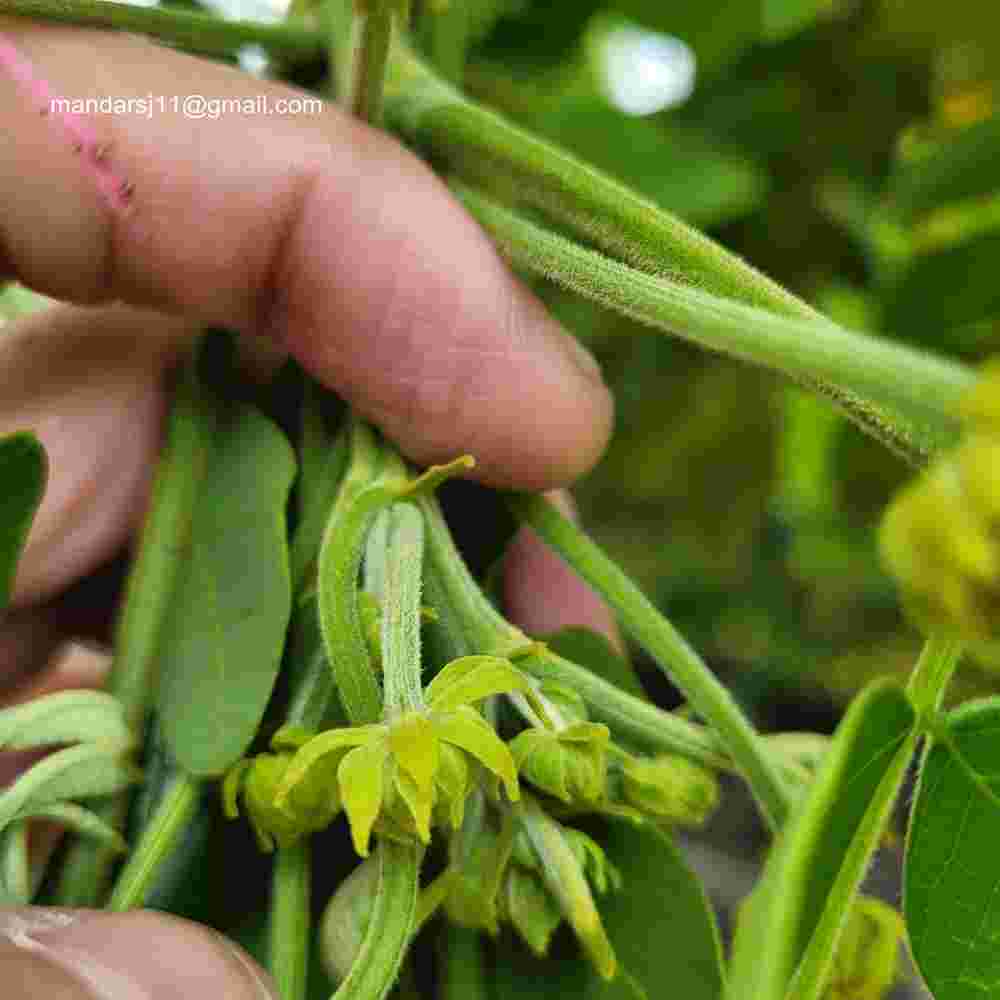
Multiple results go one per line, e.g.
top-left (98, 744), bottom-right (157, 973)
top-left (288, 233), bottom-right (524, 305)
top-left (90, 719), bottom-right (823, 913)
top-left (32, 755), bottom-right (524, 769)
top-left (0, 22), bottom-right (612, 489)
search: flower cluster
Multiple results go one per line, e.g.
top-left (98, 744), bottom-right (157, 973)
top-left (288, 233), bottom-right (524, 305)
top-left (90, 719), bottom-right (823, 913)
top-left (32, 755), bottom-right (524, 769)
top-left (881, 361), bottom-right (1000, 638)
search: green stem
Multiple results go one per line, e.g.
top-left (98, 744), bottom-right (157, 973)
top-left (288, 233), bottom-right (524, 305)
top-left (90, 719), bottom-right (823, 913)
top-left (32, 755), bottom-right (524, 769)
top-left (334, 840), bottom-right (421, 1000)
top-left (316, 419), bottom-right (393, 726)
top-left (382, 42), bottom-right (809, 308)
top-left (906, 633), bottom-right (964, 715)
top-left (350, 2), bottom-right (394, 125)
top-left (439, 926), bottom-right (488, 1000)
top-left (0, 0), bottom-right (325, 64)
top-left (420, 493), bottom-right (806, 785)
top-left (506, 492), bottom-right (792, 831)
top-left (269, 841), bottom-right (312, 1000)
top-left (458, 186), bottom-right (972, 465)
top-left (380, 503), bottom-right (426, 715)
top-left (55, 348), bottom-right (211, 907)
top-left (107, 773), bottom-right (202, 911)
top-left (286, 594), bottom-right (341, 731)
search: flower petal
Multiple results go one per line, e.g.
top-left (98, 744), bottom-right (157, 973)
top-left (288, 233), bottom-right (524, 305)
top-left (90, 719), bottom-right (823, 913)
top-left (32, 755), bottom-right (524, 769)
top-left (425, 656), bottom-right (532, 713)
top-left (275, 724), bottom-right (384, 810)
top-left (339, 739), bottom-right (390, 857)
top-left (437, 706), bottom-right (519, 802)
top-left (388, 713), bottom-right (439, 801)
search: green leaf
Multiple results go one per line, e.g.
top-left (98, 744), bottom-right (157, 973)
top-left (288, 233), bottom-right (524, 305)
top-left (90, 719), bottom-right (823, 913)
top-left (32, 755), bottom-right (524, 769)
top-left (0, 741), bottom-right (140, 830)
top-left (542, 627), bottom-right (644, 701)
top-left (892, 114), bottom-right (1000, 222)
top-left (726, 680), bottom-right (917, 1000)
top-left (159, 399), bottom-right (296, 777)
top-left (492, 819), bottom-right (724, 1000)
top-left (0, 691), bottom-right (130, 749)
top-left (883, 229), bottom-right (1000, 337)
top-left (0, 432), bottom-right (46, 610)
top-left (14, 802), bottom-right (127, 853)
top-left (904, 696), bottom-right (1000, 1000)
top-left (0, 822), bottom-right (30, 903)
top-left (426, 656), bottom-right (532, 712)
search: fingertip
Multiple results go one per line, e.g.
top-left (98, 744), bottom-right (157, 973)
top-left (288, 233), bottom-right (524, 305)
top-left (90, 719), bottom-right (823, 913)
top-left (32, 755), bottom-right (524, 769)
top-left (0, 908), bottom-right (278, 999)
top-left (503, 490), bottom-right (625, 650)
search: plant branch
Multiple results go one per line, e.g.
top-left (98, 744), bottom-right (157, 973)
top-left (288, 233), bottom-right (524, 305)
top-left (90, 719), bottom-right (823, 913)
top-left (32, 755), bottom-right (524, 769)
top-left (506, 492), bottom-right (793, 831)
top-left (0, 0), bottom-right (325, 64)
top-left (460, 185), bottom-right (972, 465)
top-left (269, 841), bottom-right (312, 1000)
top-left (380, 502), bottom-right (426, 715)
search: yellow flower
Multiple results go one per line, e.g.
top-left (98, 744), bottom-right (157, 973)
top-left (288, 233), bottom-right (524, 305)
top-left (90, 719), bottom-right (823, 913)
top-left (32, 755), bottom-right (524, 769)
top-left (273, 656), bottom-right (532, 857)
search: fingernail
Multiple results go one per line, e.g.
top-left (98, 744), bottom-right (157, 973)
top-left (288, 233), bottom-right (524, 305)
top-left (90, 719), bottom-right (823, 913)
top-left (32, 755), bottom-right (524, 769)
top-left (0, 909), bottom-right (128, 999)
top-left (208, 927), bottom-right (279, 1000)
top-left (554, 326), bottom-right (605, 385)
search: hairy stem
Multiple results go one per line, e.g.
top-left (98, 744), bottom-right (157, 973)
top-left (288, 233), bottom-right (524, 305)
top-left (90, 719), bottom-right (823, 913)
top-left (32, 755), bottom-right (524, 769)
top-left (458, 186), bottom-right (972, 465)
top-left (380, 503), bottom-right (426, 715)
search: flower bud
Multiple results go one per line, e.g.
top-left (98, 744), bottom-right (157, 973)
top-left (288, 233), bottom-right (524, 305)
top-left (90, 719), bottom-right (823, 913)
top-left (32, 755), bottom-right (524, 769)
top-left (320, 857), bottom-right (379, 984)
top-left (500, 865), bottom-right (563, 957)
top-left (508, 723), bottom-right (609, 806)
top-left (828, 895), bottom-right (904, 1000)
top-left (442, 788), bottom-right (512, 933)
top-left (620, 754), bottom-right (719, 826)
top-left (227, 752), bottom-right (341, 852)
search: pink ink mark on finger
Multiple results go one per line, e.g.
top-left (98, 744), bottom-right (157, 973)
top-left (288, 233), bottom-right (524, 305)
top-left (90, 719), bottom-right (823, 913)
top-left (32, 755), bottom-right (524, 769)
top-left (0, 33), bottom-right (142, 229)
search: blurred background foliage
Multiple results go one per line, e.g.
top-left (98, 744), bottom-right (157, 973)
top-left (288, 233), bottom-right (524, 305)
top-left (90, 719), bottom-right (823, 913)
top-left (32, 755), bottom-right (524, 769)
top-left (414, 0), bottom-right (1000, 718)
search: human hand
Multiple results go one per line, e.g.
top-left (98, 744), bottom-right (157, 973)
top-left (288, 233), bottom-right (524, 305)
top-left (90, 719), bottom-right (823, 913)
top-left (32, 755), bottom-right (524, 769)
top-left (0, 22), bottom-right (617, 997)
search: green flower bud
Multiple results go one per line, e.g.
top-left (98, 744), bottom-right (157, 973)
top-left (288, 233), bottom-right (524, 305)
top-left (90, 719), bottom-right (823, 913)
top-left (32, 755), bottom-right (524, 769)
top-left (620, 754), bottom-right (720, 826)
top-left (500, 864), bottom-right (563, 958)
top-left (443, 788), bottom-right (513, 934)
top-left (319, 857), bottom-right (379, 984)
top-left (959, 360), bottom-right (1000, 431)
top-left (881, 457), bottom-right (1000, 638)
top-left (957, 432), bottom-right (1000, 524)
top-left (223, 752), bottom-right (341, 852)
top-left (826, 895), bottom-right (904, 1000)
top-left (561, 828), bottom-right (622, 895)
top-left (509, 723), bottom-right (610, 806)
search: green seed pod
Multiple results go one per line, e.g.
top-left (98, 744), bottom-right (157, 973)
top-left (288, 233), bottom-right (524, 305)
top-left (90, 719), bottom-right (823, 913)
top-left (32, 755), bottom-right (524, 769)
top-left (620, 753), bottom-right (720, 826)
top-left (319, 857), bottom-right (380, 984)
top-left (508, 723), bottom-right (610, 806)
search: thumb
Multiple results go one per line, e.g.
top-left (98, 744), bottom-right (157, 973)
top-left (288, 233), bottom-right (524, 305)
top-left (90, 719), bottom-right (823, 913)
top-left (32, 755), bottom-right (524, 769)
top-left (0, 908), bottom-right (276, 999)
